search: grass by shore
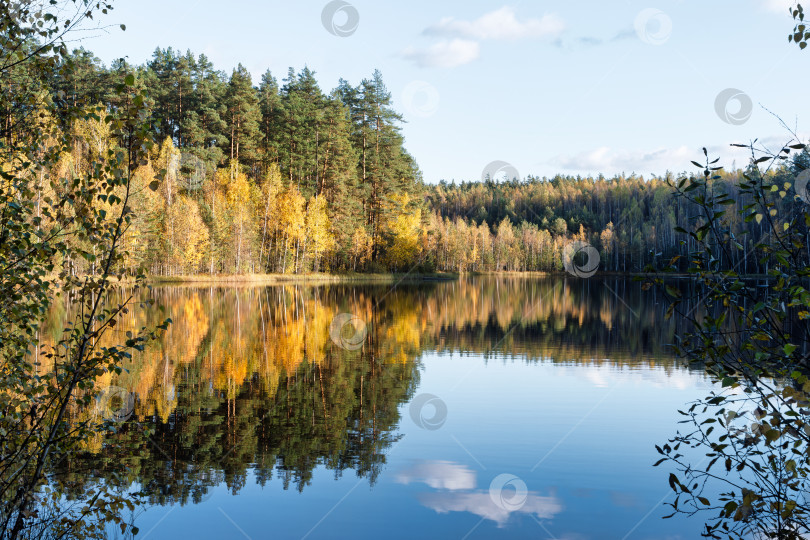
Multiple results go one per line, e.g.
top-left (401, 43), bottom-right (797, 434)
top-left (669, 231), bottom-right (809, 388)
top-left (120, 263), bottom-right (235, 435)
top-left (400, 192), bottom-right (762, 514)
top-left (148, 272), bottom-right (459, 285)
top-left (96, 270), bottom-right (737, 287)
top-left (144, 270), bottom-right (716, 285)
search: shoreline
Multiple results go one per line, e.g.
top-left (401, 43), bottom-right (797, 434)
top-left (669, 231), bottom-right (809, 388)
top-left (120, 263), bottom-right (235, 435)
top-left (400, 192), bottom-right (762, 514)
top-left (79, 271), bottom-right (776, 287)
top-left (80, 271), bottom-right (774, 286)
top-left (146, 272), bottom-right (460, 285)
top-left (142, 270), bottom-right (718, 285)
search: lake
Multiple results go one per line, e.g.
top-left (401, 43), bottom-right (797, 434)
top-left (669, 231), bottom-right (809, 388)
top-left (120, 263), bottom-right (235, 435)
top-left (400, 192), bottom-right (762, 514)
top-left (55, 276), bottom-right (714, 539)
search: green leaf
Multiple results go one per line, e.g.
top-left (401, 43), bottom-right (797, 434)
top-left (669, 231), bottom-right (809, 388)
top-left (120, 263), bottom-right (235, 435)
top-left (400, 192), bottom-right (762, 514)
top-left (765, 429), bottom-right (781, 443)
top-left (665, 285), bottom-right (681, 298)
top-left (668, 473), bottom-right (679, 490)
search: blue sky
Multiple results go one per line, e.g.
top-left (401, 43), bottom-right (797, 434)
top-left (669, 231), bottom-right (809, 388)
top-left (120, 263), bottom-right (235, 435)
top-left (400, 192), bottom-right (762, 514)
top-left (85, 0), bottom-right (806, 183)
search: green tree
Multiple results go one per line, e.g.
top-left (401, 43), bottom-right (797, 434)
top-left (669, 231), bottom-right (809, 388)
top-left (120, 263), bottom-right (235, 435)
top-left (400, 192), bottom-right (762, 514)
top-left (225, 64), bottom-right (261, 175)
top-left (257, 69), bottom-right (281, 175)
top-left (185, 53), bottom-right (228, 166)
top-left (145, 47), bottom-right (194, 146)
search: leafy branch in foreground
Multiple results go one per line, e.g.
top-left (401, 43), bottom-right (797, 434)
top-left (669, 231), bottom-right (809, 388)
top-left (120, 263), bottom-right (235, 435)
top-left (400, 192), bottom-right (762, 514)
top-left (650, 11), bottom-right (810, 537)
top-left (649, 140), bottom-right (810, 539)
top-left (789, 3), bottom-right (809, 49)
top-left (0, 2), bottom-right (168, 539)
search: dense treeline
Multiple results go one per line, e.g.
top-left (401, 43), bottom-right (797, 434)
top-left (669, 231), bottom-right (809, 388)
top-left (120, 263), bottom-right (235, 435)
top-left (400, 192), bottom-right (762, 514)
top-left (9, 44), bottom-right (810, 277)
top-left (427, 161), bottom-right (810, 274)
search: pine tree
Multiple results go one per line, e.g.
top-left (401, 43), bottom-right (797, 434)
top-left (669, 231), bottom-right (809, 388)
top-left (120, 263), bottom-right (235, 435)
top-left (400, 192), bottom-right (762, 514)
top-left (278, 66), bottom-right (325, 195)
top-left (186, 54), bottom-right (228, 167)
top-left (318, 94), bottom-right (360, 269)
top-left (258, 70), bottom-right (282, 176)
top-left (146, 47), bottom-right (194, 145)
top-left (352, 70), bottom-right (418, 263)
top-left (51, 48), bottom-right (112, 112)
top-left (225, 64), bottom-right (261, 176)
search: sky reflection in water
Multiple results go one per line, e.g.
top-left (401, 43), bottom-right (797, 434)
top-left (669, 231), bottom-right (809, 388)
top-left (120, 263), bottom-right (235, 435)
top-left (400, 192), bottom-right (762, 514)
top-left (53, 277), bottom-right (713, 539)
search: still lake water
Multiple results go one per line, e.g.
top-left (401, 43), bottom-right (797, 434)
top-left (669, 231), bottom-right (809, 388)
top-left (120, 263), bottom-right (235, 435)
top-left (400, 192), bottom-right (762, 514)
top-left (60, 276), bottom-right (715, 539)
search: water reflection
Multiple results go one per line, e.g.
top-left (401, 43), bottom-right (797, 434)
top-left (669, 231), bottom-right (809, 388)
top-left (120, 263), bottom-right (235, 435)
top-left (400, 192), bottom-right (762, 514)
top-left (419, 488), bottom-right (564, 527)
top-left (396, 461), bottom-right (566, 529)
top-left (44, 276), bottom-right (695, 517)
top-left (395, 461), bottom-right (477, 490)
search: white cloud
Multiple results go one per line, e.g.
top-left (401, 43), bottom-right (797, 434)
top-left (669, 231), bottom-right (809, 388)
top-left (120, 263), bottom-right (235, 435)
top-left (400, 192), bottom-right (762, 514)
top-left (402, 39), bottom-right (480, 68)
top-left (550, 146), bottom-right (697, 175)
top-left (759, 0), bottom-right (797, 13)
top-left (395, 461), bottom-right (477, 491)
top-left (405, 7), bottom-right (563, 69)
top-left (548, 135), bottom-right (810, 177)
top-left (419, 490), bottom-right (563, 527)
top-left (424, 7), bottom-right (565, 41)
top-left (558, 363), bottom-right (710, 391)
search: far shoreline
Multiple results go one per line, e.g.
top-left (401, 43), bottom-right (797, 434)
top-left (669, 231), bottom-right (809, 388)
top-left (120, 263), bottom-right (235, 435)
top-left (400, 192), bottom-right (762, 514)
top-left (146, 272), bottom-right (460, 285)
top-left (141, 270), bottom-right (725, 286)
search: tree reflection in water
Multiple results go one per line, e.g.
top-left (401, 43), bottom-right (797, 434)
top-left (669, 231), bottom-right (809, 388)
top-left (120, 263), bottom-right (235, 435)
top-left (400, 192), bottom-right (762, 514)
top-left (42, 276), bottom-right (692, 505)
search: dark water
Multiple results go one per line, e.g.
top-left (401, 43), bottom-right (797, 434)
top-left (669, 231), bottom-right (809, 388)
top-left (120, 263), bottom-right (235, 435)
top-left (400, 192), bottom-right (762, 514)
top-left (53, 276), bottom-right (713, 539)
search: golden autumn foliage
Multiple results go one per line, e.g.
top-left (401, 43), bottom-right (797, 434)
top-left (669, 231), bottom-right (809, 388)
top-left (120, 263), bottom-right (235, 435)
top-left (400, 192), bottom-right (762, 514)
top-left (277, 185), bottom-right (306, 273)
top-left (350, 227), bottom-right (373, 270)
top-left (167, 196), bottom-right (210, 273)
top-left (225, 168), bottom-right (259, 272)
top-left (305, 195), bottom-right (334, 271)
top-left (33, 108), bottom-right (667, 279)
top-left (40, 116), bottom-right (422, 277)
top-left (37, 276), bottom-right (683, 435)
top-left (383, 193), bottom-right (422, 270)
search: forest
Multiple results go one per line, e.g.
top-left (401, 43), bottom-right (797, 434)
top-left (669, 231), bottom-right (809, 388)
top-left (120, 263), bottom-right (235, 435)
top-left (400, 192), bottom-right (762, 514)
top-left (8, 44), bottom-right (808, 278)
top-left (5, 2), bottom-right (810, 539)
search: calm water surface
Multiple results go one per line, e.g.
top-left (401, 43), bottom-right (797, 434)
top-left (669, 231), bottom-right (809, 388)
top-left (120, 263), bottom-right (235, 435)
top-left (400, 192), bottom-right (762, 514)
top-left (55, 277), bottom-right (714, 539)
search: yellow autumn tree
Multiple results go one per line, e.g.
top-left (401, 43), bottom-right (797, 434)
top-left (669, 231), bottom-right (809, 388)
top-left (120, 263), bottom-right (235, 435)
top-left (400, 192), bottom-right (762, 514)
top-left (156, 137), bottom-right (180, 207)
top-left (125, 163), bottom-right (164, 272)
top-left (350, 227), bottom-right (373, 271)
top-left (207, 169), bottom-right (231, 274)
top-left (226, 168), bottom-right (255, 273)
top-left (167, 195), bottom-right (210, 273)
top-left (384, 193), bottom-right (422, 270)
top-left (305, 195), bottom-right (334, 272)
top-left (73, 110), bottom-right (111, 164)
top-left (155, 137), bottom-right (181, 274)
top-left (258, 164), bottom-right (282, 271)
top-left (209, 164), bottom-right (260, 274)
top-left (277, 185), bottom-right (306, 273)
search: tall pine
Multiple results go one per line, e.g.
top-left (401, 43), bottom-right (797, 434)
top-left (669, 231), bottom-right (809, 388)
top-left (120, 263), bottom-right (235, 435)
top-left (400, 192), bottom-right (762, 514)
top-left (224, 64), bottom-right (261, 176)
